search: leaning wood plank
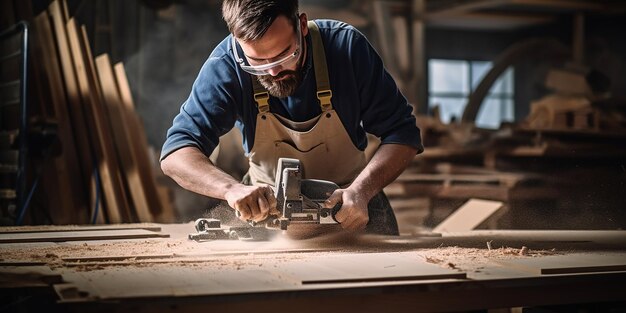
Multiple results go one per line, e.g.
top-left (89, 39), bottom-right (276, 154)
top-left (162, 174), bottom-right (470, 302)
top-left (495, 253), bottom-right (626, 275)
top-left (66, 18), bottom-right (131, 223)
top-left (433, 199), bottom-right (504, 233)
top-left (81, 25), bottom-right (136, 223)
top-left (60, 0), bottom-right (70, 20)
top-left (48, 0), bottom-right (101, 222)
top-left (0, 224), bottom-right (161, 234)
top-left (96, 55), bottom-right (153, 222)
top-left (114, 63), bottom-right (168, 221)
top-left (0, 229), bottom-right (169, 243)
top-left (33, 12), bottom-right (88, 223)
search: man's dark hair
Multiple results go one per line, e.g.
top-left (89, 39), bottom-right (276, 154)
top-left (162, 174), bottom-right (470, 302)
top-left (222, 0), bottom-right (299, 41)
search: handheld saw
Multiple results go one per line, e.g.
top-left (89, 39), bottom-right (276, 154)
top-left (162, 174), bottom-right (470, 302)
top-left (189, 158), bottom-right (341, 241)
top-left (268, 157), bottom-right (342, 230)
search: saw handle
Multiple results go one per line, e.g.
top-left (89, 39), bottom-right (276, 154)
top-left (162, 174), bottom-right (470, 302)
top-left (235, 210), bottom-right (259, 227)
top-left (331, 202), bottom-right (342, 223)
top-left (320, 202), bottom-right (343, 223)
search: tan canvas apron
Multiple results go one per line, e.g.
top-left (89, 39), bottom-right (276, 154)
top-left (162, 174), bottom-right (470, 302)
top-left (247, 21), bottom-right (367, 188)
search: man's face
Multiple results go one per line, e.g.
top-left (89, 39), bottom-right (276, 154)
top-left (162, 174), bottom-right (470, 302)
top-left (236, 15), bottom-right (307, 98)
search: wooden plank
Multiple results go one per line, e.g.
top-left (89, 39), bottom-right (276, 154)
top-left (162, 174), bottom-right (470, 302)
top-left (33, 12), bottom-right (88, 224)
top-left (63, 267), bottom-right (295, 299)
top-left (60, 254), bottom-right (464, 300)
top-left (0, 224), bottom-right (161, 234)
top-left (0, 229), bottom-right (169, 243)
top-left (62, 254), bottom-right (174, 263)
top-left (433, 199), bottom-right (503, 233)
top-left (397, 173), bottom-right (522, 187)
top-left (114, 62), bottom-right (167, 221)
top-left (61, 249), bottom-right (327, 263)
top-left (386, 183), bottom-right (511, 201)
top-left (155, 185), bottom-right (176, 222)
top-left (66, 18), bottom-right (132, 223)
top-left (495, 253), bottom-right (626, 275)
top-left (0, 266), bottom-right (63, 288)
top-left (278, 253), bottom-right (466, 284)
top-left (96, 55), bottom-right (153, 222)
top-left (81, 24), bottom-right (136, 223)
top-left (48, 0), bottom-right (101, 222)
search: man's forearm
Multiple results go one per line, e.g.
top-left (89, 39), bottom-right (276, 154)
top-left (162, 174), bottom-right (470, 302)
top-left (160, 146), bottom-right (241, 200)
top-left (348, 143), bottom-right (418, 200)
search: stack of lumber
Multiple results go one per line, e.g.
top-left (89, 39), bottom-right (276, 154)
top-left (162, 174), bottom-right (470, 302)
top-left (2, 0), bottom-right (174, 224)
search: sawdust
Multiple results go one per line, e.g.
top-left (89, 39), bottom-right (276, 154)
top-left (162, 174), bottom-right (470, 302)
top-left (417, 246), bottom-right (560, 273)
top-left (0, 239), bottom-right (194, 264)
top-left (0, 236), bottom-right (321, 272)
top-left (62, 252), bottom-right (315, 272)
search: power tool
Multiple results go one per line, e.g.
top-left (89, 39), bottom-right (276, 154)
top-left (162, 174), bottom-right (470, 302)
top-left (189, 158), bottom-right (342, 241)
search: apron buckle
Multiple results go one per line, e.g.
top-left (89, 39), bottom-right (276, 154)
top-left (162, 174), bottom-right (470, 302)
top-left (254, 91), bottom-right (270, 113)
top-left (317, 89), bottom-right (333, 111)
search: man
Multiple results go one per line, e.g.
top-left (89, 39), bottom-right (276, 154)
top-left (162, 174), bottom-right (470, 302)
top-left (160, 0), bottom-right (423, 235)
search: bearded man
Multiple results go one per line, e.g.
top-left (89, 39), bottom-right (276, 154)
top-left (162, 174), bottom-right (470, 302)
top-left (161, 0), bottom-right (423, 235)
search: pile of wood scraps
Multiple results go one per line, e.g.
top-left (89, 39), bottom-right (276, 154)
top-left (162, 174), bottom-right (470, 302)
top-left (3, 0), bottom-right (175, 224)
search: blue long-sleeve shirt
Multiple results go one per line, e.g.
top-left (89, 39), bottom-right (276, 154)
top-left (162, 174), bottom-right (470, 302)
top-left (161, 19), bottom-right (423, 161)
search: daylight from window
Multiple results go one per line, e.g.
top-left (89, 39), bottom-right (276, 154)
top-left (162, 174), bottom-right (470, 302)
top-left (428, 59), bottom-right (514, 129)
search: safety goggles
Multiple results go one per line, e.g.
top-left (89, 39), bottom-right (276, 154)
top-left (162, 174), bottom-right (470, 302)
top-left (231, 19), bottom-right (302, 76)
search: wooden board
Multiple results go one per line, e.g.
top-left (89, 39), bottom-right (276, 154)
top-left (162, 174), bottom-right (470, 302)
top-left (278, 252), bottom-right (466, 284)
top-left (61, 267), bottom-right (295, 300)
top-left (0, 266), bottom-right (63, 288)
top-left (495, 253), bottom-right (626, 275)
top-left (433, 199), bottom-right (503, 233)
top-left (96, 54), bottom-right (153, 222)
top-left (33, 12), bottom-right (88, 224)
top-left (114, 62), bottom-right (168, 221)
top-left (0, 229), bottom-right (169, 243)
top-left (48, 0), bottom-right (101, 222)
top-left (66, 18), bottom-right (131, 223)
top-left (0, 224), bottom-right (161, 233)
top-left (59, 253), bottom-right (465, 300)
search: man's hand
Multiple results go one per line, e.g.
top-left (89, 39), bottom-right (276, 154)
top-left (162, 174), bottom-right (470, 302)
top-left (224, 184), bottom-right (278, 222)
top-left (324, 188), bottom-right (369, 231)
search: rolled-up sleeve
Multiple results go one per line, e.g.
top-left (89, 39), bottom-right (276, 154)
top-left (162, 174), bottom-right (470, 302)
top-left (160, 54), bottom-right (241, 161)
top-left (350, 30), bottom-right (424, 154)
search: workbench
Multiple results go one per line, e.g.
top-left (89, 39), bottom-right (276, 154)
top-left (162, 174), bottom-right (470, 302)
top-left (1, 223), bottom-right (625, 312)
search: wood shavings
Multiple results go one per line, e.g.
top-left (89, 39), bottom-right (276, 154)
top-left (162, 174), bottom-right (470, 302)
top-left (519, 246), bottom-right (528, 256)
top-left (415, 246), bottom-right (561, 273)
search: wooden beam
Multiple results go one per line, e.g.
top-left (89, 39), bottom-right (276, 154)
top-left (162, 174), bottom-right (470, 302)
top-left (114, 63), bottom-right (172, 222)
top-left (0, 229), bottom-right (169, 243)
top-left (48, 0), bottom-right (101, 223)
top-left (66, 18), bottom-right (132, 223)
top-left (96, 54), bottom-right (153, 222)
top-left (33, 12), bottom-right (89, 224)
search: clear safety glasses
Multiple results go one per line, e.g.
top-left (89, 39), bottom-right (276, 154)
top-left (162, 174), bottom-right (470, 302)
top-left (231, 19), bottom-right (302, 76)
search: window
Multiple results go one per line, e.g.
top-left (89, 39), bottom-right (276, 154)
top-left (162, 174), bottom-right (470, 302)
top-left (428, 59), bottom-right (514, 129)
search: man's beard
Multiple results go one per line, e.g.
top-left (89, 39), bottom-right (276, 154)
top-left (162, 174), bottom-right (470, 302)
top-left (257, 69), bottom-right (303, 98)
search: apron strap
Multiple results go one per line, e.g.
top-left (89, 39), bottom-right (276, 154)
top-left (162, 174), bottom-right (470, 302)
top-left (307, 21), bottom-right (333, 112)
top-left (252, 77), bottom-right (270, 113)
top-left (250, 20), bottom-right (333, 113)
